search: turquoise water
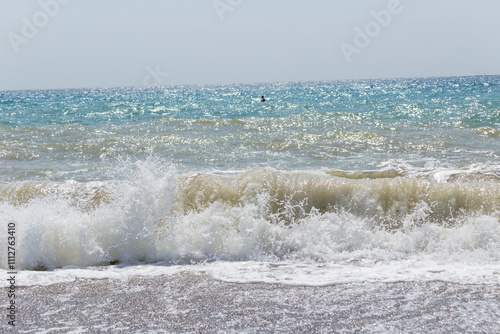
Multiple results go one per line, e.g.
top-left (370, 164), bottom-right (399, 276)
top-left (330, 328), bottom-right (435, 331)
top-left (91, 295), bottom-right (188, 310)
top-left (0, 76), bottom-right (499, 288)
top-left (1, 76), bottom-right (499, 182)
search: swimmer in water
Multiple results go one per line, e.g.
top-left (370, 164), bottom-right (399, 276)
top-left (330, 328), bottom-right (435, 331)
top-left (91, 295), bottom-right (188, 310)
top-left (261, 96), bottom-right (266, 102)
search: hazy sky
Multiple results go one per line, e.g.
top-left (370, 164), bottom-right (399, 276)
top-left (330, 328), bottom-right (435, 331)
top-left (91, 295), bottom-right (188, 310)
top-left (1, 0), bottom-right (499, 91)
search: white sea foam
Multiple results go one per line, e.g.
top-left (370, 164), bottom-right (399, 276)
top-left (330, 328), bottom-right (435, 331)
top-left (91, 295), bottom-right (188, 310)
top-left (379, 160), bottom-right (500, 182)
top-left (1, 159), bottom-right (499, 287)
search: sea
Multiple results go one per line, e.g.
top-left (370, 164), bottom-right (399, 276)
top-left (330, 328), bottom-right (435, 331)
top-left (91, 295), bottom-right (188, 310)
top-left (1, 75), bottom-right (499, 332)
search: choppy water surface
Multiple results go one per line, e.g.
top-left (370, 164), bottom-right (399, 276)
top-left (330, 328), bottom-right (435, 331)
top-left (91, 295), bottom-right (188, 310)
top-left (0, 76), bottom-right (499, 289)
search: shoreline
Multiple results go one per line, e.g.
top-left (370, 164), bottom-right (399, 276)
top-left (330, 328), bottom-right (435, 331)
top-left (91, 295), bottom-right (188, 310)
top-left (2, 274), bottom-right (499, 333)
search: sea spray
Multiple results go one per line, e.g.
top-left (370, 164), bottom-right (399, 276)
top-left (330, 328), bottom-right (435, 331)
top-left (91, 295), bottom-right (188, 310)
top-left (1, 159), bottom-right (498, 273)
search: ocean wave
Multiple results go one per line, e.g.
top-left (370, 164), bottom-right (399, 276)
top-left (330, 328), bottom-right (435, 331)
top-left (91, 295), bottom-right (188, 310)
top-left (379, 160), bottom-right (500, 182)
top-left (0, 160), bottom-right (499, 271)
top-left (478, 126), bottom-right (500, 137)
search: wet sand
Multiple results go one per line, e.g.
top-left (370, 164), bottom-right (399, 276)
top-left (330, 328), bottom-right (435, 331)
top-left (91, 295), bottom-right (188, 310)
top-left (3, 274), bottom-right (499, 333)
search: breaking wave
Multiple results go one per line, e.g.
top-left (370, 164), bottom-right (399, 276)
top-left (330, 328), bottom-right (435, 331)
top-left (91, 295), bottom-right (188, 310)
top-left (1, 158), bottom-right (499, 272)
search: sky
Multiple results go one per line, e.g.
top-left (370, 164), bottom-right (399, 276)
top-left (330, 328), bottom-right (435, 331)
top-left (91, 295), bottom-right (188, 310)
top-left (1, 0), bottom-right (500, 91)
